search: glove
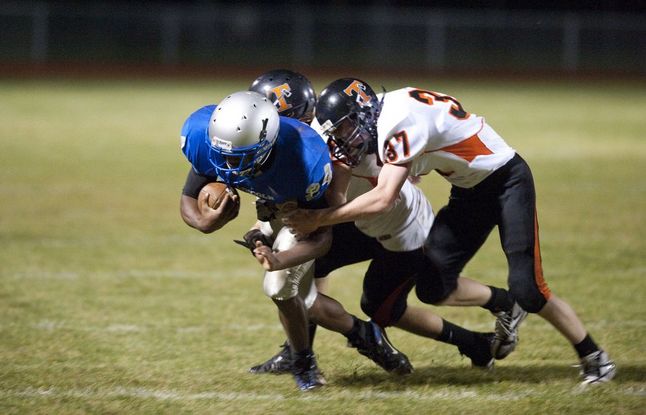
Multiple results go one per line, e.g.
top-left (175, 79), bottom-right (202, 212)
top-left (255, 199), bottom-right (277, 221)
top-left (233, 229), bottom-right (272, 255)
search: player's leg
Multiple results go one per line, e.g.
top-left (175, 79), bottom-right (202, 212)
top-left (251, 223), bottom-right (389, 375)
top-left (261, 226), bottom-right (323, 391)
top-left (250, 223), bottom-right (381, 374)
top-left (305, 224), bottom-right (413, 374)
top-left (365, 249), bottom-right (495, 369)
top-left (420, 185), bottom-right (524, 359)
top-left (499, 155), bottom-right (615, 384)
top-left (309, 223), bottom-right (383, 348)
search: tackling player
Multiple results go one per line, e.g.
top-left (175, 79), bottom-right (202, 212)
top-left (283, 78), bottom-right (616, 386)
top-left (179, 90), bottom-right (410, 391)
top-left (248, 70), bottom-right (521, 375)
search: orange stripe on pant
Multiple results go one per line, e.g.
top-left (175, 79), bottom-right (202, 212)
top-left (533, 212), bottom-right (552, 300)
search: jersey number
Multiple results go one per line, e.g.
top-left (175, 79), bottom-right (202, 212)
top-left (385, 130), bottom-right (410, 163)
top-left (408, 88), bottom-right (469, 119)
top-left (305, 162), bottom-right (333, 201)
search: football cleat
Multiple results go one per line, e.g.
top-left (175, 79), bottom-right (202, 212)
top-left (577, 350), bottom-right (616, 386)
top-left (249, 342), bottom-right (293, 374)
top-left (348, 321), bottom-right (413, 375)
top-left (292, 352), bottom-right (325, 392)
top-left (458, 333), bottom-right (495, 370)
top-left (491, 302), bottom-right (528, 359)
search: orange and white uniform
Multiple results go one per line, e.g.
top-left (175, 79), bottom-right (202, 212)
top-left (347, 153), bottom-right (433, 252)
top-left (376, 87), bottom-right (515, 188)
top-left (372, 87), bottom-right (551, 313)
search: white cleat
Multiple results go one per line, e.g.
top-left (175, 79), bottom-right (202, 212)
top-left (491, 302), bottom-right (528, 359)
top-left (578, 350), bottom-right (616, 386)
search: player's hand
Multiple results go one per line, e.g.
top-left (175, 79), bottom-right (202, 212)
top-left (281, 208), bottom-right (321, 240)
top-left (253, 241), bottom-right (283, 271)
top-left (198, 192), bottom-right (239, 230)
top-left (234, 229), bottom-right (272, 255)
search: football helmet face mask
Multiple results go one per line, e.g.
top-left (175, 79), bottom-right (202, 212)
top-left (249, 69), bottom-right (316, 122)
top-left (314, 78), bottom-right (381, 167)
top-left (208, 91), bottom-right (280, 186)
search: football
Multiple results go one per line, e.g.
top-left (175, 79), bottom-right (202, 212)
top-left (198, 182), bottom-right (239, 210)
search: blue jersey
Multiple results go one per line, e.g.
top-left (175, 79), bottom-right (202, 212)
top-left (180, 105), bottom-right (332, 209)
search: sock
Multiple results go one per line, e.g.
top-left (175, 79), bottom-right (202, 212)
top-left (574, 334), bottom-right (599, 358)
top-left (292, 347), bottom-right (313, 360)
top-left (437, 319), bottom-right (479, 348)
top-left (482, 286), bottom-right (514, 313)
top-left (308, 322), bottom-right (318, 348)
top-left (343, 315), bottom-right (363, 342)
top-left (292, 347), bottom-right (314, 371)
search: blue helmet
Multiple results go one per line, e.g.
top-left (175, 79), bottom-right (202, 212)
top-left (208, 91), bottom-right (280, 186)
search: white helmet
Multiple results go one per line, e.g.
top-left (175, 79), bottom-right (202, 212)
top-left (208, 91), bottom-right (280, 185)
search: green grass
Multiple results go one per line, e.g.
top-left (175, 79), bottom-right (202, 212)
top-left (1, 77), bottom-right (645, 414)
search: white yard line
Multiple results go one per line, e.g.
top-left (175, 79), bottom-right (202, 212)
top-left (4, 268), bottom-right (259, 280)
top-left (0, 386), bottom-right (640, 402)
top-left (23, 319), bottom-right (646, 334)
top-left (29, 320), bottom-right (283, 333)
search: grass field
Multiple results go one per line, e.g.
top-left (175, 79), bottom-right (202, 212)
top-left (1, 76), bottom-right (645, 414)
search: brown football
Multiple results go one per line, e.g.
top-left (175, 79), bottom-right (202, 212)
top-left (198, 182), bottom-right (239, 210)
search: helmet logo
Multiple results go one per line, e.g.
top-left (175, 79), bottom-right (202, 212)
top-left (212, 136), bottom-right (232, 151)
top-left (270, 83), bottom-right (293, 114)
top-left (258, 118), bottom-right (268, 141)
top-left (343, 80), bottom-right (372, 108)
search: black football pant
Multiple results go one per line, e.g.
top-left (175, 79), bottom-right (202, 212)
top-left (418, 154), bottom-right (552, 313)
top-left (314, 222), bottom-right (421, 326)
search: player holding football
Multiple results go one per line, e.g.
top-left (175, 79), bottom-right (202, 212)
top-left (248, 70), bottom-right (523, 375)
top-left (283, 78), bottom-right (616, 386)
top-left (179, 90), bottom-right (411, 391)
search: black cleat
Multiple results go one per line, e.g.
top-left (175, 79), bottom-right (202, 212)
top-left (292, 352), bottom-right (325, 391)
top-left (458, 333), bottom-right (495, 370)
top-left (348, 321), bottom-right (413, 375)
top-left (249, 342), bottom-right (293, 374)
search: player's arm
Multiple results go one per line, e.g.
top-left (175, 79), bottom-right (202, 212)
top-left (253, 227), bottom-right (332, 271)
top-left (283, 162), bottom-right (411, 236)
top-left (324, 162), bottom-right (352, 207)
top-left (179, 169), bottom-right (239, 234)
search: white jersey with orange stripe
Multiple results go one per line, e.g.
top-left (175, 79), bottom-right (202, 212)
top-left (376, 87), bottom-right (515, 188)
top-left (311, 118), bottom-right (434, 252)
top-left (346, 154), bottom-right (434, 252)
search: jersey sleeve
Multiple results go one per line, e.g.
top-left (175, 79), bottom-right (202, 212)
top-left (301, 124), bottom-right (334, 205)
top-left (180, 105), bottom-right (218, 177)
top-left (182, 168), bottom-right (214, 198)
top-left (282, 119), bottom-right (333, 207)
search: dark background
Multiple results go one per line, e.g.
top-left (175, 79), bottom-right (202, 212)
top-left (46, 0), bottom-right (646, 13)
top-left (2, 0), bottom-right (645, 78)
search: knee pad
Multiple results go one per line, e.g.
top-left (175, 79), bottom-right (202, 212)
top-left (509, 284), bottom-right (546, 313)
top-left (507, 251), bottom-right (549, 313)
top-left (360, 293), bottom-right (409, 328)
top-left (263, 268), bottom-right (295, 300)
top-left (261, 226), bottom-right (317, 308)
top-left (415, 275), bottom-right (458, 305)
top-left (263, 265), bottom-right (317, 308)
